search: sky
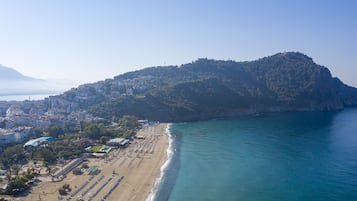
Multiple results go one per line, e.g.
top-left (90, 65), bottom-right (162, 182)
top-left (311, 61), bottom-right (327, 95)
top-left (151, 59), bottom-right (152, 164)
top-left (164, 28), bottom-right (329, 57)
top-left (0, 0), bottom-right (356, 88)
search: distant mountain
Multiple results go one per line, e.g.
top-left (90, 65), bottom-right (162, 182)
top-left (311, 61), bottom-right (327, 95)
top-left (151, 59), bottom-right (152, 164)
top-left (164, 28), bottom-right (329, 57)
top-left (0, 65), bottom-right (60, 96)
top-left (32, 51), bottom-right (356, 122)
top-left (0, 65), bottom-right (33, 80)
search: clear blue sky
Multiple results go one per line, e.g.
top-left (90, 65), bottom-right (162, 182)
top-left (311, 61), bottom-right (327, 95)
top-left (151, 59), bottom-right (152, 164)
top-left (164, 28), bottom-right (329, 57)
top-left (0, 0), bottom-right (356, 87)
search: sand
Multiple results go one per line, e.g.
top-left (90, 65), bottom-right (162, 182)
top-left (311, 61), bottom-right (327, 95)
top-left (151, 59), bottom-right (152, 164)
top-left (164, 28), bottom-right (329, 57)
top-left (19, 123), bottom-right (169, 201)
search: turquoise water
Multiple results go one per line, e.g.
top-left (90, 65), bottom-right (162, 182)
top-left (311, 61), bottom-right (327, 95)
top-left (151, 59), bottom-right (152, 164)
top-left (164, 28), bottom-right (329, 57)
top-left (157, 109), bottom-right (357, 201)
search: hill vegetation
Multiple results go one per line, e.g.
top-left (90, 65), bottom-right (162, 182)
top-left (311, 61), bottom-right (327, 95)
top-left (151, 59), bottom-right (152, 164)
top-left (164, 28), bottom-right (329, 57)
top-left (3, 52), bottom-right (357, 122)
top-left (76, 52), bottom-right (357, 121)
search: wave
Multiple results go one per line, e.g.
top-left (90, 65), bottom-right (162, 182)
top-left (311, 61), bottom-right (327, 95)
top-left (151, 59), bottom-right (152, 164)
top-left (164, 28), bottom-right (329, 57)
top-left (145, 123), bottom-right (174, 201)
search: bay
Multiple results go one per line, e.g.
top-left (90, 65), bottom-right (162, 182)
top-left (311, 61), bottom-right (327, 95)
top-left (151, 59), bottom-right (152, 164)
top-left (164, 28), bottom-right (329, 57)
top-left (157, 109), bottom-right (357, 201)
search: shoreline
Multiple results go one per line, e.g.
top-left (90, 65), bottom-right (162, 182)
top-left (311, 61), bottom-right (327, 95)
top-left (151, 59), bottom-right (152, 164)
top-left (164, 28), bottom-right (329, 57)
top-left (145, 123), bottom-right (173, 201)
top-left (20, 123), bottom-right (170, 201)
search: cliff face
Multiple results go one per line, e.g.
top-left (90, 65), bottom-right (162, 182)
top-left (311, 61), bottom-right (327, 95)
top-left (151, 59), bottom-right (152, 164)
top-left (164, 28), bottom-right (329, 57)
top-left (243, 52), bottom-right (349, 111)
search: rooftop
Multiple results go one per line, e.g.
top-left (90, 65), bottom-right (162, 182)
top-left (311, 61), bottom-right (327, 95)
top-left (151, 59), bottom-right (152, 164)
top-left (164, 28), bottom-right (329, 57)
top-left (24, 136), bottom-right (54, 147)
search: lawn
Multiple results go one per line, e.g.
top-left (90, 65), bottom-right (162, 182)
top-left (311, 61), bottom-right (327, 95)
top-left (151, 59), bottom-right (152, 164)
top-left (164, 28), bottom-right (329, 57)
top-left (91, 145), bottom-right (103, 153)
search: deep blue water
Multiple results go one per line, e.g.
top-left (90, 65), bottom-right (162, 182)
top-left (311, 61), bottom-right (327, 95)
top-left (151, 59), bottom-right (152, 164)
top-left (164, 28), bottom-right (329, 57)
top-left (157, 109), bottom-right (357, 201)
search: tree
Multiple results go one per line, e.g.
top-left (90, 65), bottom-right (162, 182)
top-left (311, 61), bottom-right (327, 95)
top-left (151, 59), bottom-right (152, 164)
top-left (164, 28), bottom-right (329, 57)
top-left (40, 149), bottom-right (56, 164)
top-left (6, 171), bottom-right (11, 181)
top-left (43, 161), bottom-right (51, 175)
top-left (111, 116), bottom-right (119, 123)
top-left (1, 145), bottom-right (26, 168)
top-left (10, 165), bottom-right (20, 176)
top-left (72, 168), bottom-right (82, 175)
top-left (0, 120), bottom-right (6, 128)
top-left (122, 130), bottom-right (133, 139)
top-left (46, 166), bottom-right (51, 175)
top-left (81, 163), bottom-right (89, 169)
top-left (6, 176), bottom-right (28, 195)
top-left (23, 172), bottom-right (36, 180)
top-left (84, 123), bottom-right (106, 139)
top-left (100, 136), bottom-right (110, 144)
top-left (79, 121), bottom-right (88, 132)
top-left (63, 123), bottom-right (75, 133)
top-left (31, 127), bottom-right (44, 138)
top-left (47, 125), bottom-right (64, 138)
top-left (119, 115), bottom-right (139, 130)
top-left (58, 184), bottom-right (71, 195)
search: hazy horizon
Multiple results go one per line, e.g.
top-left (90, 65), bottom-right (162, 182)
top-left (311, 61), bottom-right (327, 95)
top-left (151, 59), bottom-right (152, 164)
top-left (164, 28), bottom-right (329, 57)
top-left (0, 1), bottom-right (356, 86)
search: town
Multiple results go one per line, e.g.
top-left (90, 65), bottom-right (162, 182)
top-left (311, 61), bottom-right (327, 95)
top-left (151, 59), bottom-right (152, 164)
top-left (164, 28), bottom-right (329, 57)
top-left (0, 101), bottom-right (151, 200)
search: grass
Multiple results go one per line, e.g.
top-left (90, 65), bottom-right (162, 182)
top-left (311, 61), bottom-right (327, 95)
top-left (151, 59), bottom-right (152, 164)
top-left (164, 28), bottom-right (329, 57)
top-left (92, 145), bottom-right (103, 153)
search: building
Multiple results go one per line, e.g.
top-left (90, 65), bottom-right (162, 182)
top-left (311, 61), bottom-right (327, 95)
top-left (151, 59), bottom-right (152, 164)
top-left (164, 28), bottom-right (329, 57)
top-left (23, 136), bottom-right (54, 150)
top-left (135, 135), bottom-right (146, 140)
top-left (106, 138), bottom-right (130, 147)
top-left (138, 119), bottom-right (149, 127)
top-left (0, 127), bottom-right (31, 145)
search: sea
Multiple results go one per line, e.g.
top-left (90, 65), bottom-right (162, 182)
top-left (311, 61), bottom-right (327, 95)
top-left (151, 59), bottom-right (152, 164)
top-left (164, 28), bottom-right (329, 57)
top-left (153, 108), bottom-right (357, 201)
top-left (0, 94), bottom-right (58, 101)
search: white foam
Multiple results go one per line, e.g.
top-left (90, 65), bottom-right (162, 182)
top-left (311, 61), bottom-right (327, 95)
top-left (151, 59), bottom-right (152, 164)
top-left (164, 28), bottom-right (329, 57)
top-left (145, 123), bottom-right (174, 201)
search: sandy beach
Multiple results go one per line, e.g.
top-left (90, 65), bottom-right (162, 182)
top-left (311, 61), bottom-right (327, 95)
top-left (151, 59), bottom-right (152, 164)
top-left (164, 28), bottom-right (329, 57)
top-left (19, 123), bottom-right (169, 201)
